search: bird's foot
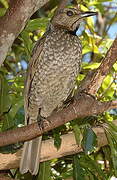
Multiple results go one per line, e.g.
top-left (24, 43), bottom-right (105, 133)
top-left (63, 95), bottom-right (74, 108)
top-left (37, 114), bottom-right (46, 130)
top-left (37, 114), bottom-right (51, 130)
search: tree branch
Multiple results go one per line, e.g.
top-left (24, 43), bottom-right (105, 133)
top-left (0, 0), bottom-right (50, 66)
top-left (0, 120), bottom-right (117, 170)
top-left (0, 175), bottom-right (14, 180)
top-left (79, 36), bottom-right (117, 95)
top-left (0, 93), bottom-right (116, 147)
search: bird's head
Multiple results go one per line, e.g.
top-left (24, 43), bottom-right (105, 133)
top-left (52, 8), bottom-right (97, 32)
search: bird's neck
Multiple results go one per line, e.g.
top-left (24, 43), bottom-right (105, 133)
top-left (48, 24), bottom-right (78, 37)
top-left (68, 27), bottom-right (79, 36)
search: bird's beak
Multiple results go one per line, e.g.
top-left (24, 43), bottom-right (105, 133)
top-left (80, 11), bottom-right (97, 18)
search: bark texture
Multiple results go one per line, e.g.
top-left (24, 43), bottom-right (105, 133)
top-left (0, 95), bottom-right (116, 147)
top-left (1, 119), bottom-right (116, 170)
top-left (0, 0), bottom-right (50, 66)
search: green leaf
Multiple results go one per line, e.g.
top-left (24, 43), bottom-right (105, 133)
top-left (83, 62), bottom-right (100, 70)
top-left (82, 45), bottom-right (92, 54)
top-left (61, 168), bottom-right (73, 179)
top-left (53, 129), bottom-right (62, 150)
top-left (0, 74), bottom-right (11, 115)
top-left (82, 127), bottom-right (97, 154)
top-left (80, 155), bottom-right (107, 179)
top-left (105, 131), bottom-right (117, 176)
top-left (9, 97), bottom-right (24, 120)
top-left (1, 101), bottom-right (24, 131)
top-left (113, 62), bottom-right (117, 71)
top-left (72, 122), bottom-right (81, 145)
top-left (104, 85), bottom-right (115, 98)
top-left (98, 0), bottom-right (112, 2)
top-left (73, 153), bottom-right (107, 179)
top-left (20, 31), bottom-right (33, 56)
top-left (77, 74), bottom-right (85, 82)
top-left (0, 8), bottom-right (6, 16)
top-left (37, 161), bottom-right (51, 180)
top-left (102, 75), bottom-right (113, 90)
top-left (105, 122), bottom-right (117, 148)
top-left (99, 39), bottom-right (113, 54)
top-left (100, 74), bottom-right (116, 99)
top-left (86, 16), bottom-right (95, 31)
top-left (25, 18), bottom-right (49, 32)
top-left (14, 107), bottom-right (24, 126)
top-left (102, 146), bottom-right (112, 170)
top-left (73, 155), bottom-right (85, 180)
top-left (104, 112), bottom-right (113, 121)
top-left (0, 0), bottom-right (8, 8)
top-left (82, 32), bottom-right (99, 54)
top-left (108, 121), bottom-right (117, 133)
top-left (80, 5), bottom-right (89, 11)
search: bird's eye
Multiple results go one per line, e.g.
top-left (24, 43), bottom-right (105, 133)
top-left (67, 10), bottom-right (74, 16)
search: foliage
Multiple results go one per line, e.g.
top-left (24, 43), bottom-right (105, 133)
top-left (0, 0), bottom-right (117, 179)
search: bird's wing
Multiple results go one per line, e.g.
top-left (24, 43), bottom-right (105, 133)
top-left (20, 35), bottom-right (47, 175)
top-left (24, 35), bottom-right (46, 125)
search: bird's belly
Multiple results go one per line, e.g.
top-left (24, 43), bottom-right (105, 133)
top-left (38, 58), bottom-right (80, 117)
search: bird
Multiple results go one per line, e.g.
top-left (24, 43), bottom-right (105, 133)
top-left (20, 7), bottom-right (97, 175)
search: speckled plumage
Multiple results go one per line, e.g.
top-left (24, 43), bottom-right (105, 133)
top-left (20, 7), bottom-right (96, 175)
top-left (27, 27), bottom-right (82, 120)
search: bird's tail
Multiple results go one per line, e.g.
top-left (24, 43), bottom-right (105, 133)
top-left (20, 136), bottom-right (42, 175)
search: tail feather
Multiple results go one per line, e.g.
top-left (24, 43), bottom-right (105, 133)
top-left (20, 136), bottom-right (42, 175)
